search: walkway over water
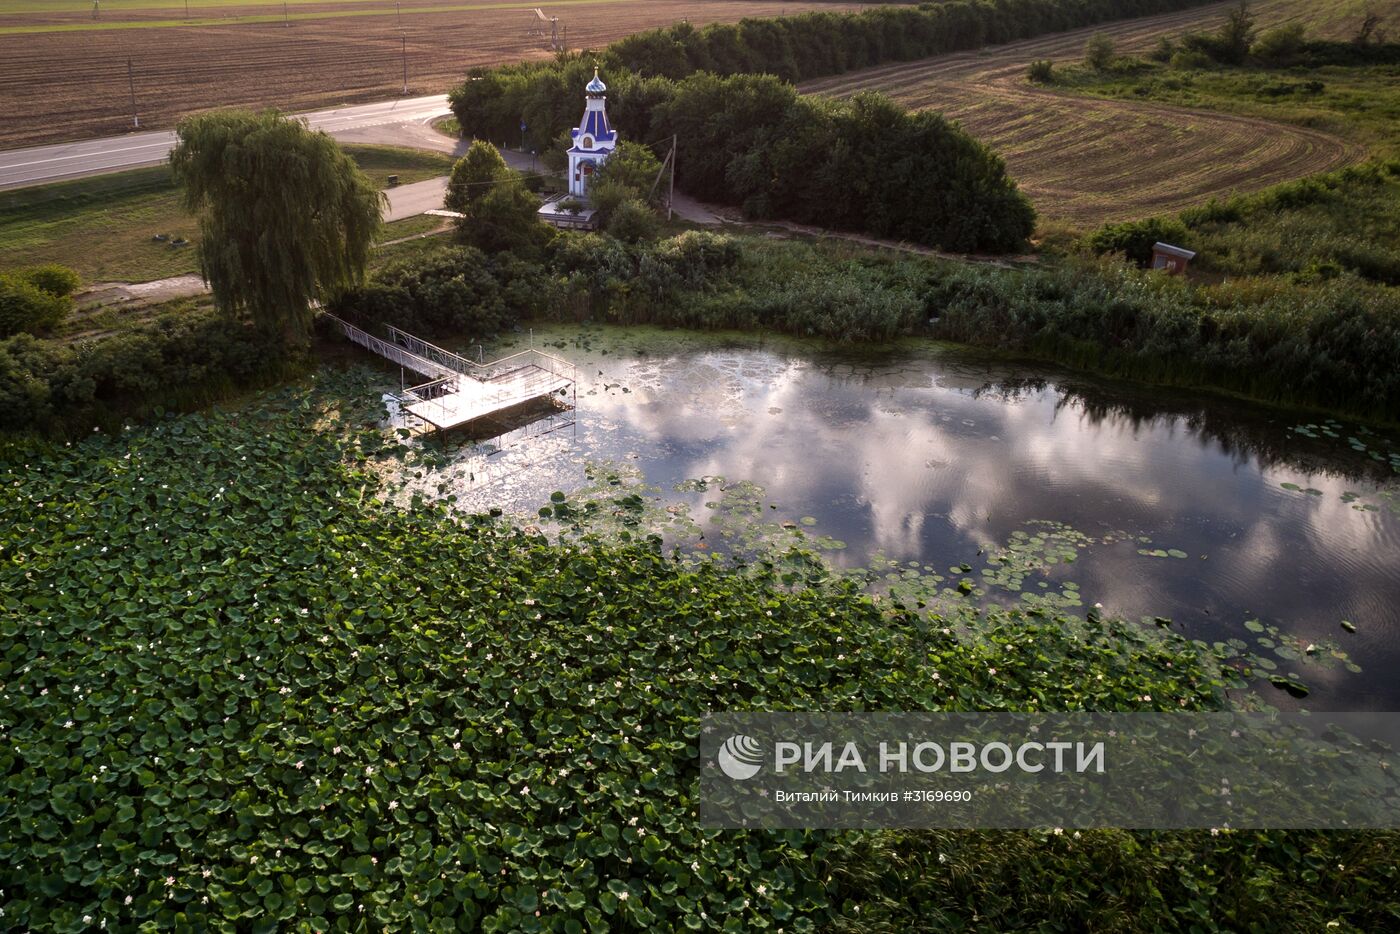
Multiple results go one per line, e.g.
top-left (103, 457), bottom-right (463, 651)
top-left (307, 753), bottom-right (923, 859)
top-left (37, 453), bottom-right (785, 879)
top-left (321, 313), bottom-right (576, 432)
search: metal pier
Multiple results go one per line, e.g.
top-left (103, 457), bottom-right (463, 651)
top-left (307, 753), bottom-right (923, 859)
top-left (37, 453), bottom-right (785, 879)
top-left (322, 313), bottom-right (577, 434)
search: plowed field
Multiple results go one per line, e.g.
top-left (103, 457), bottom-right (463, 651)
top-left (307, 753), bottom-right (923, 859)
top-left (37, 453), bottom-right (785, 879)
top-left (0, 0), bottom-right (857, 147)
top-left (801, 0), bottom-right (1375, 226)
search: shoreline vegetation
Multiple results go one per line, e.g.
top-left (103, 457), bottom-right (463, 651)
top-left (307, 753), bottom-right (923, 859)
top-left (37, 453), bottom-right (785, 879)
top-left (294, 209), bottom-right (1400, 428)
top-left (2, 375), bottom-right (1398, 930)
top-left (4, 212), bottom-right (1399, 435)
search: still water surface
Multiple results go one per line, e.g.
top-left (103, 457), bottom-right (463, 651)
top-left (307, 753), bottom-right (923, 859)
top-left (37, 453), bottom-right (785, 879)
top-left (388, 325), bottom-right (1400, 709)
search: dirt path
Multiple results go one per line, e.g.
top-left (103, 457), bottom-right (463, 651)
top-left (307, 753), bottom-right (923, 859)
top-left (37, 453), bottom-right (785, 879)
top-left (801, 0), bottom-right (1373, 226)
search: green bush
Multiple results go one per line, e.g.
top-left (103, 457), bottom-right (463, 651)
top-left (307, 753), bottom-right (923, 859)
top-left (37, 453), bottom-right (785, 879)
top-left (1086, 32), bottom-right (1116, 70)
top-left (1170, 49), bottom-right (1214, 69)
top-left (1027, 59), bottom-right (1055, 83)
top-left (1252, 22), bottom-right (1308, 65)
top-left (455, 180), bottom-right (553, 258)
top-left (0, 309), bottom-right (282, 434)
top-left (592, 140), bottom-right (664, 205)
top-left (1084, 216), bottom-right (1191, 266)
top-left (330, 246), bottom-right (511, 337)
top-left (583, 179), bottom-right (631, 226)
top-left (15, 263), bottom-right (80, 298)
top-left (644, 77), bottom-right (1035, 252)
top-left (0, 272), bottom-right (73, 338)
top-left (605, 198), bottom-right (661, 243)
top-left (444, 140), bottom-right (510, 213)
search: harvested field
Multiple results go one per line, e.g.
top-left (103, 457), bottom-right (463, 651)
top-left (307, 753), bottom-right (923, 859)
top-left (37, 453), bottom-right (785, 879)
top-left (801, 0), bottom-right (1376, 226)
top-left (0, 0), bottom-right (857, 148)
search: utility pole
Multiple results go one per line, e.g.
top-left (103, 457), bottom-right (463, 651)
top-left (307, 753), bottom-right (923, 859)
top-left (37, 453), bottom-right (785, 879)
top-left (283, 0), bottom-right (289, 26)
top-left (668, 134), bottom-right (676, 220)
top-left (395, 0), bottom-right (400, 28)
top-left (184, 0), bottom-right (189, 18)
top-left (127, 57), bottom-right (139, 128)
top-left (401, 35), bottom-right (408, 94)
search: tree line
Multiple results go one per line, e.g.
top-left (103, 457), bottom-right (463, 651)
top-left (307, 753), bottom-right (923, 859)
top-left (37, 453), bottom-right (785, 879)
top-left (453, 63), bottom-right (1036, 253)
top-left (450, 0), bottom-right (1219, 252)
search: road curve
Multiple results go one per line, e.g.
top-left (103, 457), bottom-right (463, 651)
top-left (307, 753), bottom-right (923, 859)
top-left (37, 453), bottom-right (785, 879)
top-left (0, 95), bottom-right (451, 191)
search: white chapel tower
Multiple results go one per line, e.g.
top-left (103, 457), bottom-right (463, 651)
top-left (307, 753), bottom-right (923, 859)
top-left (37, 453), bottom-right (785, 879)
top-left (567, 69), bottom-right (617, 199)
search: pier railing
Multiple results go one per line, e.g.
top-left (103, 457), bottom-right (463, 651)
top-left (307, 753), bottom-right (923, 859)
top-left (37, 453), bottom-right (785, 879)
top-left (321, 314), bottom-right (456, 381)
top-left (323, 312), bottom-right (577, 431)
top-left (387, 325), bottom-right (576, 387)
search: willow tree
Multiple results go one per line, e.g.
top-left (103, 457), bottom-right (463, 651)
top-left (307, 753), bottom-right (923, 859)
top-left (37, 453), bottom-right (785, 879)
top-left (170, 110), bottom-right (385, 344)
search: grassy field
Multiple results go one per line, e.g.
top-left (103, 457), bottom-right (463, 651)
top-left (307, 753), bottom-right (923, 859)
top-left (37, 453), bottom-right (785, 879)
top-left (1052, 61), bottom-right (1400, 158)
top-left (0, 145), bottom-right (455, 283)
top-left (1180, 163), bottom-right (1400, 284)
top-left (0, 0), bottom-right (858, 147)
top-left (800, 0), bottom-right (1378, 226)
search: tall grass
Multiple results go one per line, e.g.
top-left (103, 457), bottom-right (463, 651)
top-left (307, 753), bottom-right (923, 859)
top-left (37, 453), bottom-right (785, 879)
top-left (929, 256), bottom-right (1400, 423)
top-left (1181, 162), bottom-right (1400, 284)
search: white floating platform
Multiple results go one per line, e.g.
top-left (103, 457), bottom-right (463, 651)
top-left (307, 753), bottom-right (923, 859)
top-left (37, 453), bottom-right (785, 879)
top-left (405, 368), bottom-right (572, 431)
top-left (320, 312), bottom-right (576, 434)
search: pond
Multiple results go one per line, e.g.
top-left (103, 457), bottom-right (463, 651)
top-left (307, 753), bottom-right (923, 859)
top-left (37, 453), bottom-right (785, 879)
top-left (384, 324), bottom-right (1400, 710)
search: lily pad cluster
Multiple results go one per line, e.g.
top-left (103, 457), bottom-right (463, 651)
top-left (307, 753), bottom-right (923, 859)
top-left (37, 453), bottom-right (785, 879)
top-left (0, 379), bottom-right (1244, 932)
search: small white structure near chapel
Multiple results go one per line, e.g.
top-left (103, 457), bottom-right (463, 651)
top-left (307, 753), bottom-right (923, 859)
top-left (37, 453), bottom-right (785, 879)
top-left (538, 69), bottom-right (617, 230)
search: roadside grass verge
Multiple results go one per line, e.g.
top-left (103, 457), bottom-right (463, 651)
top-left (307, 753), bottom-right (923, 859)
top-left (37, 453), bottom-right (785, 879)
top-left (432, 116), bottom-right (462, 139)
top-left (0, 144), bottom-right (454, 284)
top-left (343, 144), bottom-right (456, 189)
top-left (0, 167), bottom-right (200, 283)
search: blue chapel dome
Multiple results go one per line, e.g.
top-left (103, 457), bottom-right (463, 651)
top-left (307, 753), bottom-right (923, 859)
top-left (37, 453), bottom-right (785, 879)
top-left (586, 69), bottom-right (607, 95)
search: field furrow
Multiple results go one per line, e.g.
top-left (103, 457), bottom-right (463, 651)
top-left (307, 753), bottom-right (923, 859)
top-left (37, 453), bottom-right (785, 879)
top-left (801, 0), bottom-right (1375, 226)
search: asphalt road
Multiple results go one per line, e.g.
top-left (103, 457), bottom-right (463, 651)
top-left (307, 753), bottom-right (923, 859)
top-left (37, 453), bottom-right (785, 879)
top-left (0, 94), bottom-right (451, 191)
top-left (0, 91), bottom-right (722, 229)
top-left (384, 177), bottom-right (450, 223)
